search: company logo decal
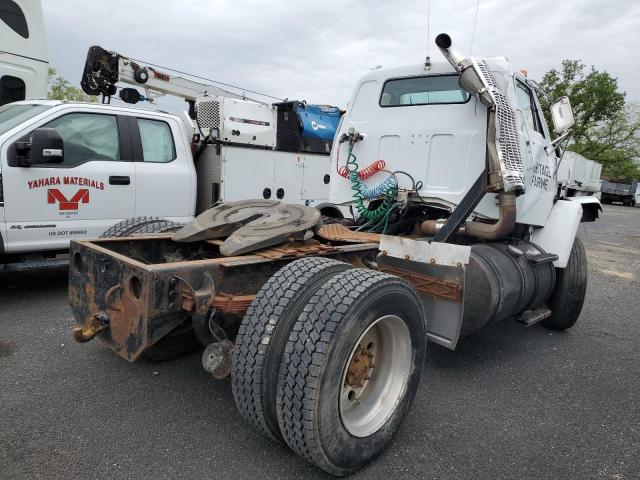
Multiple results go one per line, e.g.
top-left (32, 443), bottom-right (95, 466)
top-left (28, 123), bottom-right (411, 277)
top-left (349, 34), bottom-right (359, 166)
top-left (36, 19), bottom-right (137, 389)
top-left (311, 120), bottom-right (327, 131)
top-left (48, 189), bottom-right (90, 211)
top-left (26, 176), bottom-right (104, 214)
top-left (28, 176), bottom-right (104, 191)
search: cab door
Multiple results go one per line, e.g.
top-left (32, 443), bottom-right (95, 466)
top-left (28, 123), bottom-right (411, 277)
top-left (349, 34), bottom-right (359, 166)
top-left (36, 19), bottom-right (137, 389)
top-left (130, 115), bottom-right (194, 219)
top-left (1, 109), bottom-right (135, 252)
top-left (512, 77), bottom-right (555, 225)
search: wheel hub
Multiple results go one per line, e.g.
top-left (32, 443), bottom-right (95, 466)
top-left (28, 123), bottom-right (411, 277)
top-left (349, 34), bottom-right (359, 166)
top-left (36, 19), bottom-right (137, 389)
top-left (339, 315), bottom-right (412, 437)
top-left (345, 344), bottom-right (374, 389)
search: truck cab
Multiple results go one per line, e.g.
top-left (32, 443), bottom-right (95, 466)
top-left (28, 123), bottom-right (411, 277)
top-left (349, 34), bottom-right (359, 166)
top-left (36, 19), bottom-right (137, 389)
top-left (0, 100), bottom-right (195, 263)
top-left (0, 0), bottom-right (48, 105)
top-left (330, 41), bottom-right (600, 266)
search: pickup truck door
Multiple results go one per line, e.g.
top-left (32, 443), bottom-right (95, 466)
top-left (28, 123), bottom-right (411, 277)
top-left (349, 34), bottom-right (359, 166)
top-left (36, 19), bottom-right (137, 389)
top-left (1, 110), bottom-right (135, 252)
top-left (129, 116), bottom-right (194, 219)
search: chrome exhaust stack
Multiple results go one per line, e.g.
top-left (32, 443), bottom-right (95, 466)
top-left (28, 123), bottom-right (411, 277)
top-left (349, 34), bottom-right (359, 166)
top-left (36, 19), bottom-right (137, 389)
top-left (435, 33), bottom-right (525, 196)
top-left (433, 33), bottom-right (525, 240)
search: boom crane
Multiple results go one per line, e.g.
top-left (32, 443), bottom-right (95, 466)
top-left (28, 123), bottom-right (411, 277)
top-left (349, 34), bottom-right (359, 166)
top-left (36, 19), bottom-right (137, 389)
top-left (80, 45), bottom-right (268, 116)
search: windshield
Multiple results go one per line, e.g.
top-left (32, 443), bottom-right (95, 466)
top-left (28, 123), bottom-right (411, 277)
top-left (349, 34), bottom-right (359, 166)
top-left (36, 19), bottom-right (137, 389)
top-left (0, 104), bottom-right (54, 135)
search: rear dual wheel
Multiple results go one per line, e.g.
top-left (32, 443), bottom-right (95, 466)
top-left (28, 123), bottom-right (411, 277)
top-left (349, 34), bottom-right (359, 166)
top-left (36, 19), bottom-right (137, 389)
top-left (231, 257), bottom-right (352, 441)
top-left (232, 260), bottom-right (427, 475)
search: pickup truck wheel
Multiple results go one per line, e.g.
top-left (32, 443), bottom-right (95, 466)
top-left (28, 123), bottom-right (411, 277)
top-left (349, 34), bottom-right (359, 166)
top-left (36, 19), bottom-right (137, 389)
top-left (276, 269), bottom-right (427, 476)
top-left (100, 217), bottom-right (182, 238)
top-left (231, 257), bottom-right (352, 441)
top-left (141, 318), bottom-right (201, 361)
top-left (542, 237), bottom-right (587, 330)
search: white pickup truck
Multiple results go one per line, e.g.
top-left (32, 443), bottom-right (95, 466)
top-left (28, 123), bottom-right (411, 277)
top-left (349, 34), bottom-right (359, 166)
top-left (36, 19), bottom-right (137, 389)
top-left (0, 100), bottom-right (339, 269)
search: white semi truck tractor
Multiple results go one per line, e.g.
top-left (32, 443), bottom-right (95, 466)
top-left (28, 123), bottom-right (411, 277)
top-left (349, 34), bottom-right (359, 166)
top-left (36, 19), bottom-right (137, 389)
top-left (68, 34), bottom-right (600, 475)
top-left (0, 0), bottom-right (48, 105)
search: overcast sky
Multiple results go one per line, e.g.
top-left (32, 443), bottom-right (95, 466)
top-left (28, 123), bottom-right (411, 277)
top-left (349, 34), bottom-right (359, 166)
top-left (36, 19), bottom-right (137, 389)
top-left (42, 0), bottom-right (640, 112)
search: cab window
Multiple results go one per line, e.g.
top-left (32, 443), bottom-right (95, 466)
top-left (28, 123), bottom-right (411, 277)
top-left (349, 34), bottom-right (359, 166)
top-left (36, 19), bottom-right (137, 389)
top-left (0, 76), bottom-right (26, 106)
top-left (380, 75), bottom-right (470, 107)
top-left (0, 0), bottom-right (29, 38)
top-left (137, 118), bottom-right (176, 163)
top-left (515, 81), bottom-right (545, 137)
top-left (42, 113), bottom-right (120, 166)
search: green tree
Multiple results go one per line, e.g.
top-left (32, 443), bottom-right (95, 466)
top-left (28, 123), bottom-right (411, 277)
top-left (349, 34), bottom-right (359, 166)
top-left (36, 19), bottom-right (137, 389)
top-left (47, 68), bottom-right (97, 103)
top-left (538, 60), bottom-right (640, 179)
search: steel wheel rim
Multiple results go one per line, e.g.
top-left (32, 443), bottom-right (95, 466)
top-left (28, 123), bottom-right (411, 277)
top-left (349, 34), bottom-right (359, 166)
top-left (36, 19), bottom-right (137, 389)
top-left (339, 314), bottom-right (412, 437)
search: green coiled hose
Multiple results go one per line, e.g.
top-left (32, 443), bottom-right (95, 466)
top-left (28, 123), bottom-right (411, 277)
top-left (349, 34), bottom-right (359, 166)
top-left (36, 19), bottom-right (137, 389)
top-left (346, 144), bottom-right (398, 233)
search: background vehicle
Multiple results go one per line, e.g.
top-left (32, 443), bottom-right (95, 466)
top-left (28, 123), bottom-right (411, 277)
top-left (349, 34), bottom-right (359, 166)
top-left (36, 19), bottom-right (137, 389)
top-left (0, 99), bottom-right (341, 269)
top-left (0, 46), bottom-right (344, 270)
top-left (69, 34), bottom-right (599, 475)
top-left (556, 151), bottom-right (602, 198)
top-left (0, 0), bottom-right (48, 105)
top-left (601, 178), bottom-right (638, 206)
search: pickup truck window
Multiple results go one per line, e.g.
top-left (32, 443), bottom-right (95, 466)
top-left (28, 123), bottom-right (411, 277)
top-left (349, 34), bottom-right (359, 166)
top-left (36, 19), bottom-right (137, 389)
top-left (137, 118), bottom-right (176, 162)
top-left (380, 75), bottom-right (469, 107)
top-left (43, 113), bottom-right (120, 166)
top-left (0, 103), bottom-right (53, 134)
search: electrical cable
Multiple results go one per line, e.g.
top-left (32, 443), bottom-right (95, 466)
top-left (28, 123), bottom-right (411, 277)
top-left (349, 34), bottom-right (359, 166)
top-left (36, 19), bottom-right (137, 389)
top-left (470, 0), bottom-right (480, 55)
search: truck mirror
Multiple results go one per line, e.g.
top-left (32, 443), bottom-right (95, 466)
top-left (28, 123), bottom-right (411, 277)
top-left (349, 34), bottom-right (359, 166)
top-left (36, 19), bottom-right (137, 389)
top-left (28, 128), bottom-right (64, 165)
top-left (550, 96), bottom-right (575, 133)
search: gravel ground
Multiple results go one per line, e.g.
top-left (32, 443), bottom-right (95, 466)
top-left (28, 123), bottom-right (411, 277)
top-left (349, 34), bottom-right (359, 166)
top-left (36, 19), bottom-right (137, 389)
top-left (1, 203), bottom-right (638, 480)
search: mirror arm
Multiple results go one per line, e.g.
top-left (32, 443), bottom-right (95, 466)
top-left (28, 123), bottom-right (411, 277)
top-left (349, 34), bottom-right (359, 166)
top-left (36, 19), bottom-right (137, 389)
top-left (550, 129), bottom-right (573, 149)
top-left (14, 141), bottom-right (32, 167)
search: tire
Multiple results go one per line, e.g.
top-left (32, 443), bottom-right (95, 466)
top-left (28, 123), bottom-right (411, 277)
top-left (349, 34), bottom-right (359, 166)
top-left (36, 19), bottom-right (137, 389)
top-left (141, 319), bottom-right (201, 362)
top-left (231, 257), bottom-right (352, 441)
top-left (542, 237), bottom-right (587, 330)
top-left (276, 269), bottom-right (427, 476)
top-left (100, 216), bottom-right (182, 238)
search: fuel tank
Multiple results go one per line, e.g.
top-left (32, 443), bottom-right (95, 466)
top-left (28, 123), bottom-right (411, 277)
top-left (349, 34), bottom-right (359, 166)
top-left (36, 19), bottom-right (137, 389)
top-left (461, 241), bottom-right (557, 336)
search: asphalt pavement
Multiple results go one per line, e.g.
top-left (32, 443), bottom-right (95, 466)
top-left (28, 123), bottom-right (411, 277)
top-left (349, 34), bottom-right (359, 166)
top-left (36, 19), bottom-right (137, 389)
top-left (1, 204), bottom-right (639, 480)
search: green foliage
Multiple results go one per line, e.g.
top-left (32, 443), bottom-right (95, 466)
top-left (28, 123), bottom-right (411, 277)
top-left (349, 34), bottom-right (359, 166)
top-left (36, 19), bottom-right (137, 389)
top-left (538, 60), bottom-right (640, 180)
top-left (47, 68), bottom-right (97, 103)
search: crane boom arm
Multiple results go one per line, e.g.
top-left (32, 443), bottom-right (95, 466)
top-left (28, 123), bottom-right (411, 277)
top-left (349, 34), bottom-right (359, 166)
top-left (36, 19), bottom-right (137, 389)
top-left (80, 45), bottom-right (261, 104)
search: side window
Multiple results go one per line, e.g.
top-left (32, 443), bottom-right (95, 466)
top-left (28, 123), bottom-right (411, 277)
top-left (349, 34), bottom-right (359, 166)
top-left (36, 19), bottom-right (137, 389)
top-left (0, 0), bottom-right (29, 38)
top-left (515, 81), bottom-right (545, 137)
top-left (42, 113), bottom-right (120, 166)
top-left (0, 76), bottom-right (26, 106)
top-left (137, 118), bottom-right (176, 163)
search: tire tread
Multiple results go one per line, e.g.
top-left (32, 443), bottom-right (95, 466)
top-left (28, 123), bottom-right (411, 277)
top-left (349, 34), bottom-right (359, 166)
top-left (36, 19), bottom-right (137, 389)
top-left (231, 257), bottom-right (350, 441)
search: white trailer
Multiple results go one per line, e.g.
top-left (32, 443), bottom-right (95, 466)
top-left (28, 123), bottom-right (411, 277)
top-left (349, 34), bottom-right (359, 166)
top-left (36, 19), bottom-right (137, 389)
top-left (556, 151), bottom-right (602, 197)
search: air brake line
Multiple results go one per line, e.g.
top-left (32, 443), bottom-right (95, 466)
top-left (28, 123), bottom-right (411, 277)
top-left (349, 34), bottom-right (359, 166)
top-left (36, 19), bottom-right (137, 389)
top-left (345, 143), bottom-right (398, 232)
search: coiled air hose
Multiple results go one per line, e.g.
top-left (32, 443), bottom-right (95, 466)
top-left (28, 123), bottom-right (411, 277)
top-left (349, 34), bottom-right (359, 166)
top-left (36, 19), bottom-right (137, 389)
top-left (346, 143), bottom-right (398, 232)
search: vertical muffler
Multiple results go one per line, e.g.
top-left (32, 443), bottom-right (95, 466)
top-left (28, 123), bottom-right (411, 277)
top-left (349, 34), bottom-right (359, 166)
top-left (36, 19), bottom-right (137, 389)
top-left (435, 33), bottom-right (525, 195)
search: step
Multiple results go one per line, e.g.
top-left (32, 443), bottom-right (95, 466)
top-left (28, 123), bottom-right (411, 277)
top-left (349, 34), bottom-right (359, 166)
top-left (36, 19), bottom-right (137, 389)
top-left (517, 307), bottom-right (552, 327)
top-left (2, 257), bottom-right (69, 272)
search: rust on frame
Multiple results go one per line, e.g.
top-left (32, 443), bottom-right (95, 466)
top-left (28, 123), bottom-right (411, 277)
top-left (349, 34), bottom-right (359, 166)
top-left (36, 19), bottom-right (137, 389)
top-left (211, 293), bottom-right (256, 315)
top-left (380, 265), bottom-right (462, 303)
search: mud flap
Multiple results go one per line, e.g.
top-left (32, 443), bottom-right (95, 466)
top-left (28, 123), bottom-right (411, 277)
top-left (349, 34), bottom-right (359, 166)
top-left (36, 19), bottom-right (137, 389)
top-left (377, 236), bottom-right (471, 350)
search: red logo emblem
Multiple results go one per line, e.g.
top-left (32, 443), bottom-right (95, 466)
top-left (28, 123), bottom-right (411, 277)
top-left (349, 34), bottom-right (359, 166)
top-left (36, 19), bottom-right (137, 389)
top-left (47, 189), bottom-right (90, 211)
